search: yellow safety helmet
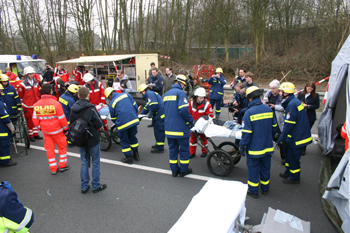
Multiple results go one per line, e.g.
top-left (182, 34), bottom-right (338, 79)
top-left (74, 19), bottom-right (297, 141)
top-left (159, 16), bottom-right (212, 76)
top-left (279, 82), bottom-right (295, 94)
top-left (105, 87), bottom-right (115, 98)
top-left (0, 74), bottom-right (9, 82)
top-left (0, 84), bottom-right (3, 90)
top-left (0, 70), bottom-right (2, 74)
top-left (175, 75), bottom-right (187, 85)
top-left (246, 86), bottom-right (263, 99)
top-left (138, 83), bottom-right (148, 93)
top-left (67, 84), bottom-right (79, 93)
top-left (216, 68), bottom-right (223, 73)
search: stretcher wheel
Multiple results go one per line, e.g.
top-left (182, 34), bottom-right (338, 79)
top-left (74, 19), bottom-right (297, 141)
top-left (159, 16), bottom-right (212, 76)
top-left (206, 149), bottom-right (234, 176)
top-left (218, 142), bottom-right (241, 165)
top-left (23, 126), bottom-right (30, 149)
top-left (99, 130), bottom-right (111, 151)
top-left (110, 125), bottom-right (120, 144)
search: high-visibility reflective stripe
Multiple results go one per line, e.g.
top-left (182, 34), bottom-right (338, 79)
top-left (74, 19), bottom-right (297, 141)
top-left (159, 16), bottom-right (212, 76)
top-left (58, 114), bottom-right (65, 119)
top-left (130, 143), bottom-right (139, 148)
top-left (285, 120), bottom-right (296, 124)
top-left (133, 102), bottom-right (136, 105)
top-left (288, 135), bottom-right (292, 138)
top-left (178, 104), bottom-right (188, 109)
top-left (165, 131), bottom-right (184, 136)
top-left (49, 163), bottom-right (57, 166)
top-left (101, 97), bottom-right (105, 100)
top-left (295, 136), bottom-right (312, 145)
top-left (180, 160), bottom-right (190, 164)
top-left (156, 142), bottom-right (165, 145)
top-left (5, 207), bottom-right (32, 232)
top-left (6, 92), bottom-right (14, 95)
top-left (260, 180), bottom-right (270, 185)
top-left (210, 90), bottom-right (213, 92)
top-left (250, 112), bottom-right (273, 121)
top-left (59, 154), bottom-right (67, 158)
top-left (241, 129), bottom-right (252, 133)
top-left (163, 95), bottom-right (177, 101)
top-left (247, 180), bottom-right (259, 187)
top-left (37, 116), bottom-right (58, 120)
top-left (0, 156), bottom-right (10, 160)
top-left (248, 147), bottom-right (274, 155)
top-left (149, 102), bottom-right (158, 105)
top-left (43, 128), bottom-right (64, 135)
top-left (48, 158), bottom-right (56, 162)
top-left (285, 163), bottom-right (289, 167)
top-left (12, 106), bottom-right (17, 108)
top-left (297, 103), bottom-right (304, 111)
top-left (59, 159), bottom-right (67, 162)
top-left (122, 148), bottom-right (131, 152)
top-left (117, 119), bottom-right (139, 130)
top-left (14, 95), bottom-right (19, 98)
top-left (111, 117), bottom-right (117, 120)
top-left (22, 103), bottom-right (34, 108)
top-left (273, 124), bottom-right (277, 127)
top-left (1, 115), bottom-right (9, 119)
top-left (0, 133), bottom-right (8, 137)
top-left (290, 168), bottom-right (301, 174)
top-left (112, 94), bottom-right (128, 108)
top-left (215, 109), bottom-right (221, 112)
top-left (59, 97), bottom-right (68, 105)
top-left (169, 160), bottom-right (178, 164)
top-left (190, 143), bottom-right (197, 146)
top-left (160, 114), bottom-right (165, 119)
top-left (218, 92), bottom-right (223, 95)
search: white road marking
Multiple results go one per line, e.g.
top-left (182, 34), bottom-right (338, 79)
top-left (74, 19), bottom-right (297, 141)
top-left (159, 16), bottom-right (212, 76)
top-left (17, 143), bottom-right (213, 182)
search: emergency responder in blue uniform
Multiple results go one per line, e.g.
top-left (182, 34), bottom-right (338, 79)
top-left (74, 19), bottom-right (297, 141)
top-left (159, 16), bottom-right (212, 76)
top-left (0, 182), bottom-right (34, 232)
top-left (239, 86), bottom-right (277, 198)
top-left (277, 82), bottom-right (312, 184)
top-left (138, 84), bottom-right (165, 153)
top-left (164, 75), bottom-right (194, 177)
top-left (147, 67), bottom-right (164, 97)
top-left (208, 68), bottom-right (226, 118)
top-left (105, 87), bottom-right (140, 164)
top-left (0, 74), bottom-right (22, 118)
top-left (59, 84), bottom-right (79, 146)
top-left (0, 85), bottom-right (17, 167)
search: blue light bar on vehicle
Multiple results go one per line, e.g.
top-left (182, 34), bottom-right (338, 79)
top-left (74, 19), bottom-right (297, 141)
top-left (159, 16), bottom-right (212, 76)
top-left (16, 55), bottom-right (21, 60)
top-left (32, 54), bottom-right (37, 59)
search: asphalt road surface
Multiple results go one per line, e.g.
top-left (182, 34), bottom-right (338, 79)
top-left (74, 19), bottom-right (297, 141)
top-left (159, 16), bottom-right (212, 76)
top-left (1, 109), bottom-right (337, 233)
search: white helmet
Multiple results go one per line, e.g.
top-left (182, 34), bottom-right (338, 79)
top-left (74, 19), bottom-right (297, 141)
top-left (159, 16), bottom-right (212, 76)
top-left (23, 66), bottom-right (35, 75)
top-left (194, 87), bottom-right (206, 97)
top-left (83, 73), bottom-right (94, 82)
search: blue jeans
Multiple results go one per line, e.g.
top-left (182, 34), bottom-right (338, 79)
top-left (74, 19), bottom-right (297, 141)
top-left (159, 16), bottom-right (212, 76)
top-left (79, 143), bottom-right (101, 190)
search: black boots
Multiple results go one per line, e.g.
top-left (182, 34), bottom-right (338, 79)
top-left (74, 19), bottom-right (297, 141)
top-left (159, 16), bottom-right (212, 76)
top-left (121, 154), bottom-right (133, 164)
top-left (132, 149), bottom-right (140, 161)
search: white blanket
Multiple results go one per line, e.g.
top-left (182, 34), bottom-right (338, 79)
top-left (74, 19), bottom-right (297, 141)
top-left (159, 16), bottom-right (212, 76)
top-left (191, 117), bottom-right (242, 139)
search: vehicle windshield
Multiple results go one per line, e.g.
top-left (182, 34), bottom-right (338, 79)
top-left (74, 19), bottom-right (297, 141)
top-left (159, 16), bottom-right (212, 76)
top-left (17, 61), bottom-right (46, 75)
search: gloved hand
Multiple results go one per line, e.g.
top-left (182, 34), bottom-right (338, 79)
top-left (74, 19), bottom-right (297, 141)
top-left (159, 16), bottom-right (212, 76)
top-left (239, 146), bottom-right (246, 156)
top-left (16, 108), bottom-right (22, 115)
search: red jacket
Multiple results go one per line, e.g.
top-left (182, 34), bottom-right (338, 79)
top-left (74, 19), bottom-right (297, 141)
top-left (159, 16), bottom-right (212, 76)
top-left (189, 99), bottom-right (213, 121)
top-left (72, 68), bottom-right (88, 87)
top-left (33, 73), bottom-right (41, 82)
top-left (33, 95), bottom-right (68, 135)
top-left (6, 72), bottom-right (21, 92)
top-left (341, 122), bottom-right (348, 152)
top-left (54, 69), bottom-right (70, 82)
top-left (85, 80), bottom-right (105, 106)
top-left (18, 78), bottom-right (41, 109)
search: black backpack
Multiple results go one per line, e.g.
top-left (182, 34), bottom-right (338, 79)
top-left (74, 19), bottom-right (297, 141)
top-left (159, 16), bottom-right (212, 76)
top-left (69, 108), bottom-right (92, 147)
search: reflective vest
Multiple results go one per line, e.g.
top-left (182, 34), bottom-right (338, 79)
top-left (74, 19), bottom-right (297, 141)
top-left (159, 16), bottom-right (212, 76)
top-left (6, 72), bottom-right (20, 92)
top-left (163, 84), bottom-right (194, 139)
top-left (240, 98), bottom-right (277, 158)
top-left (85, 80), bottom-right (105, 106)
top-left (59, 92), bottom-right (76, 123)
top-left (208, 74), bottom-right (226, 100)
top-left (0, 101), bottom-right (12, 140)
top-left (18, 78), bottom-right (41, 109)
top-left (140, 89), bottom-right (165, 121)
top-left (109, 92), bottom-right (139, 132)
top-left (2, 84), bottom-right (21, 116)
top-left (32, 95), bottom-right (68, 135)
top-left (280, 95), bottom-right (312, 148)
top-left (189, 99), bottom-right (213, 121)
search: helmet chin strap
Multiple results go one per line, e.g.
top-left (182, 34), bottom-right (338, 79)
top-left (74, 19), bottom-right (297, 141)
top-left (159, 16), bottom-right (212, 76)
top-left (281, 91), bottom-right (289, 99)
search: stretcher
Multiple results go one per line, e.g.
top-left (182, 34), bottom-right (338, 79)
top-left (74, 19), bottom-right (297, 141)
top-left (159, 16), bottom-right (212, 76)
top-left (190, 116), bottom-right (242, 176)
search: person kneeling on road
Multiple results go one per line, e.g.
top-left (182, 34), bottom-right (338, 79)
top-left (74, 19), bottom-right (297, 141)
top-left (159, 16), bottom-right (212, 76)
top-left (105, 87), bottom-right (140, 164)
top-left (70, 87), bottom-right (107, 193)
top-left (33, 84), bottom-right (70, 175)
top-left (239, 86), bottom-right (277, 198)
top-left (138, 84), bottom-right (165, 153)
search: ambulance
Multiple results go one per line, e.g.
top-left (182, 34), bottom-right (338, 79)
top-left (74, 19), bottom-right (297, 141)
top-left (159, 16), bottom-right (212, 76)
top-left (0, 54), bottom-right (47, 78)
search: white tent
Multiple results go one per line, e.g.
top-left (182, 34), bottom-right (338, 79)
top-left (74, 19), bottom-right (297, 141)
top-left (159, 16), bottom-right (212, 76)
top-left (319, 35), bottom-right (350, 233)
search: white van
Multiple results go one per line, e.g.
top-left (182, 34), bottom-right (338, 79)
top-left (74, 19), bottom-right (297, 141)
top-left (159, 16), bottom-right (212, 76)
top-left (0, 54), bottom-right (47, 78)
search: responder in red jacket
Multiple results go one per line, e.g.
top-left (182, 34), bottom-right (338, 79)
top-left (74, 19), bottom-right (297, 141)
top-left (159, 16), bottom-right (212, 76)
top-left (341, 121), bottom-right (348, 152)
top-left (33, 84), bottom-right (70, 175)
top-left (54, 65), bottom-right (70, 82)
top-left (189, 87), bottom-right (213, 158)
top-left (5, 67), bottom-right (20, 92)
top-left (83, 73), bottom-right (106, 106)
top-left (18, 66), bottom-right (42, 141)
top-left (72, 64), bottom-right (88, 87)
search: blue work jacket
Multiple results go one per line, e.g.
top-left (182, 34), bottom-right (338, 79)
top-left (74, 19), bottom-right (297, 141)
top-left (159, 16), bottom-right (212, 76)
top-left (279, 94), bottom-right (312, 148)
top-left (109, 92), bottom-right (139, 132)
top-left (163, 84), bottom-right (193, 139)
top-left (0, 101), bottom-right (12, 140)
top-left (147, 74), bottom-right (164, 96)
top-left (59, 92), bottom-right (76, 124)
top-left (208, 74), bottom-right (226, 100)
top-left (140, 89), bottom-right (165, 122)
top-left (239, 98), bottom-right (277, 158)
top-left (2, 84), bottom-right (21, 117)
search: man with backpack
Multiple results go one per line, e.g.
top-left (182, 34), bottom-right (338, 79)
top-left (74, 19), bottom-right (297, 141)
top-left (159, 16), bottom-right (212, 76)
top-left (69, 87), bottom-right (107, 194)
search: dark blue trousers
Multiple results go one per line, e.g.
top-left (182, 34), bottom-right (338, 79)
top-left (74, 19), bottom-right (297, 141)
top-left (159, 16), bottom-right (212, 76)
top-left (118, 126), bottom-right (138, 156)
top-left (167, 137), bottom-right (190, 173)
top-left (0, 139), bottom-right (11, 165)
top-left (210, 99), bottom-right (221, 116)
top-left (246, 155), bottom-right (271, 194)
top-left (154, 120), bottom-right (165, 151)
top-left (284, 146), bottom-right (303, 181)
